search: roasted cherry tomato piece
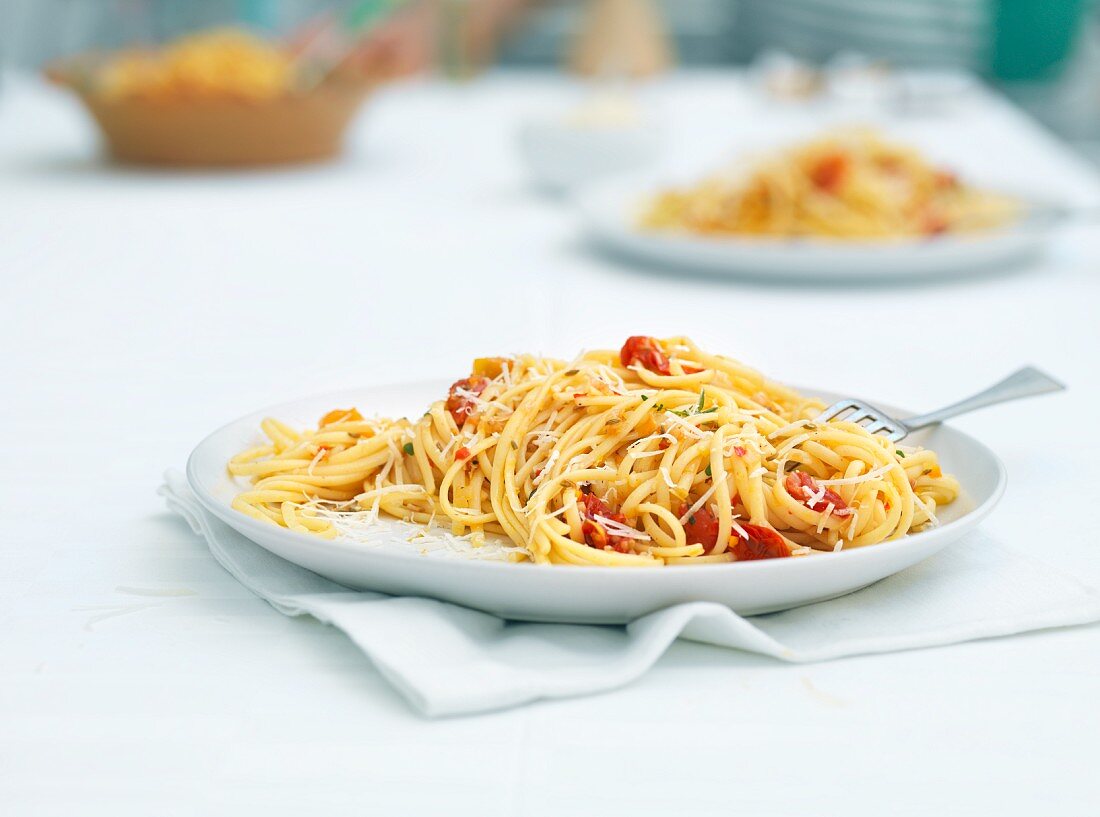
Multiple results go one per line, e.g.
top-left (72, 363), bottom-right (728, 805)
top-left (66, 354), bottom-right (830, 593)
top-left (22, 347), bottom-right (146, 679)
top-left (680, 504), bottom-right (720, 552)
top-left (319, 407), bottom-right (363, 426)
top-left (577, 486), bottom-right (632, 553)
top-left (730, 524), bottom-right (791, 561)
top-left (933, 170), bottom-right (959, 189)
top-left (472, 357), bottom-right (507, 378)
top-left (922, 212), bottom-right (949, 235)
top-left (810, 152), bottom-right (849, 192)
top-left (580, 519), bottom-right (631, 553)
top-left (785, 470), bottom-right (852, 517)
top-left (620, 336), bottom-right (671, 376)
top-left (578, 490), bottom-right (627, 528)
top-left (445, 376), bottom-right (489, 426)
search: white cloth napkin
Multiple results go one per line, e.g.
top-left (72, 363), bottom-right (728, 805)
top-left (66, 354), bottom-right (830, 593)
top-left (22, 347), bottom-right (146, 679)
top-left (160, 470), bottom-right (1100, 717)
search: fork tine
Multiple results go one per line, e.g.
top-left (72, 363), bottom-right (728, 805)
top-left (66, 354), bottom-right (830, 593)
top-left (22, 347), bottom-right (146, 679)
top-left (844, 406), bottom-right (882, 426)
top-left (847, 410), bottom-right (878, 425)
top-left (865, 416), bottom-right (908, 440)
top-left (816, 399), bottom-right (861, 422)
top-left (817, 399), bottom-right (908, 441)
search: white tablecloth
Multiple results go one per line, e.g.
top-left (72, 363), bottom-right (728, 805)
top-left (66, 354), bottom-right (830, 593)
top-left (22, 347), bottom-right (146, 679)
top-left (3, 71), bottom-right (1099, 815)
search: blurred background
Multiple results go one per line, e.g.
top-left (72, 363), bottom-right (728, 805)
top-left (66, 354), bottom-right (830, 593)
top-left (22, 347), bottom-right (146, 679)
top-left (6, 5), bottom-right (1100, 812)
top-left (3, 0), bottom-right (1099, 162)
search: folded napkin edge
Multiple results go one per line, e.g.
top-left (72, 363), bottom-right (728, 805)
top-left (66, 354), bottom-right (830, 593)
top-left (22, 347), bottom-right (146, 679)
top-left (156, 470), bottom-right (1100, 717)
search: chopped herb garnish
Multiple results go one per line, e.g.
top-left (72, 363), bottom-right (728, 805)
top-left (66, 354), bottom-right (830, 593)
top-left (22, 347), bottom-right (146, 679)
top-left (564, 369), bottom-right (579, 376)
top-left (688, 515), bottom-right (697, 525)
top-left (402, 442), bottom-right (415, 456)
top-left (696, 389), bottom-right (706, 414)
top-left (699, 406), bottom-right (718, 414)
top-left (641, 395), bottom-right (649, 401)
top-left (705, 464), bottom-right (712, 477)
top-left (895, 450), bottom-right (906, 458)
top-left (653, 403), bottom-right (665, 412)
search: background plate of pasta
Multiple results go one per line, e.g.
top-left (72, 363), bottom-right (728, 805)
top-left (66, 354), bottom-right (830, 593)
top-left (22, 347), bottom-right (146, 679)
top-left (187, 337), bottom-right (1005, 623)
top-left (579, 130), bottom-right (1050, 280)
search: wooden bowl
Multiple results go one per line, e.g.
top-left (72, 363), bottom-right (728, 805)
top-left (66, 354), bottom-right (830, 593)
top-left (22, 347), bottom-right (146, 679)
top-left (71, 80), bottom-right (372, 167)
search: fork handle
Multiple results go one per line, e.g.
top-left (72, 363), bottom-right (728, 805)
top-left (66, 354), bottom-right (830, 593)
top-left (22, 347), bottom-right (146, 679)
top-left (904, 366), bottom-right (1065, 431)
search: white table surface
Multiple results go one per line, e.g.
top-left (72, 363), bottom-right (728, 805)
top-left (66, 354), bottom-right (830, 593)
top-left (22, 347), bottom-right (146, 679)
top-left (3, 71), bottom-right (1100, 816)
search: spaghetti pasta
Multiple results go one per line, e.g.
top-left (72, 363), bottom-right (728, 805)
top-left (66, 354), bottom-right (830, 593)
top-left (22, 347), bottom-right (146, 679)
top-left (94, 29), bottom-right (296, 102)
top-left (641, 130), bottom-right (1017, 240)
top-left (229, 336), bottom-right (959, 566)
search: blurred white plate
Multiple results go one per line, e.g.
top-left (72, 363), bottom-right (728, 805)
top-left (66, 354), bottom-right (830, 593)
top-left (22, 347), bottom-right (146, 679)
top-left (187, 380), bottom-right (1005, 624)
top-left (578, 180), bottom-right (1051, 280)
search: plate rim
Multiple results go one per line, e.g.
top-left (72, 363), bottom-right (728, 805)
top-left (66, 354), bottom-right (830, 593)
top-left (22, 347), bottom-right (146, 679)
top-left (185, 379), bottom-right (1007, 580)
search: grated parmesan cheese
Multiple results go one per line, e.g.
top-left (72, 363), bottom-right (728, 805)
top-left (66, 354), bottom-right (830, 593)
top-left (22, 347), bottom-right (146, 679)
top-left (663, 411), bottom-right (707, 439)
top-left (730, 516), bottom-right (749, 540)
top-left (678, 482), bottom-right (718, 523)
top-left (313, 506), bottom-right (527, 561)
top-left (306, 447), bottom-right (326, 475)
top-left (593, 515), bottom-right (651, 541)
top-left (532, 450), bottom-right (560, 486)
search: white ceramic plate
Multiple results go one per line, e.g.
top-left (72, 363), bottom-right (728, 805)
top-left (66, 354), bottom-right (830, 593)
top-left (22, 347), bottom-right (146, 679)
top-left (577, 179), bottom-right (1050, 280)
top-left (187, 380), bottom-right (1006, 624)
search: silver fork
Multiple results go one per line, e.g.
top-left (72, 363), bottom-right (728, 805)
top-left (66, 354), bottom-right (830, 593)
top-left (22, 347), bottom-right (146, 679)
top-left (815, 366), bottom-right (1065, 442)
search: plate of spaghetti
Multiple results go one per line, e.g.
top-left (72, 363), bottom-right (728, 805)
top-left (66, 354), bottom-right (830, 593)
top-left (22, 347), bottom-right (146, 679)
top-left (188, 336), bottom-right (1005, 622)
top-left (579, 130), bottom-right (1045, 279)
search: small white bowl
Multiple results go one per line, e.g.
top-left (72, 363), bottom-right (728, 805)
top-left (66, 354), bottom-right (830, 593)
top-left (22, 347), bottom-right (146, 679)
top-left (518, 97), bottom-right (663, 193)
